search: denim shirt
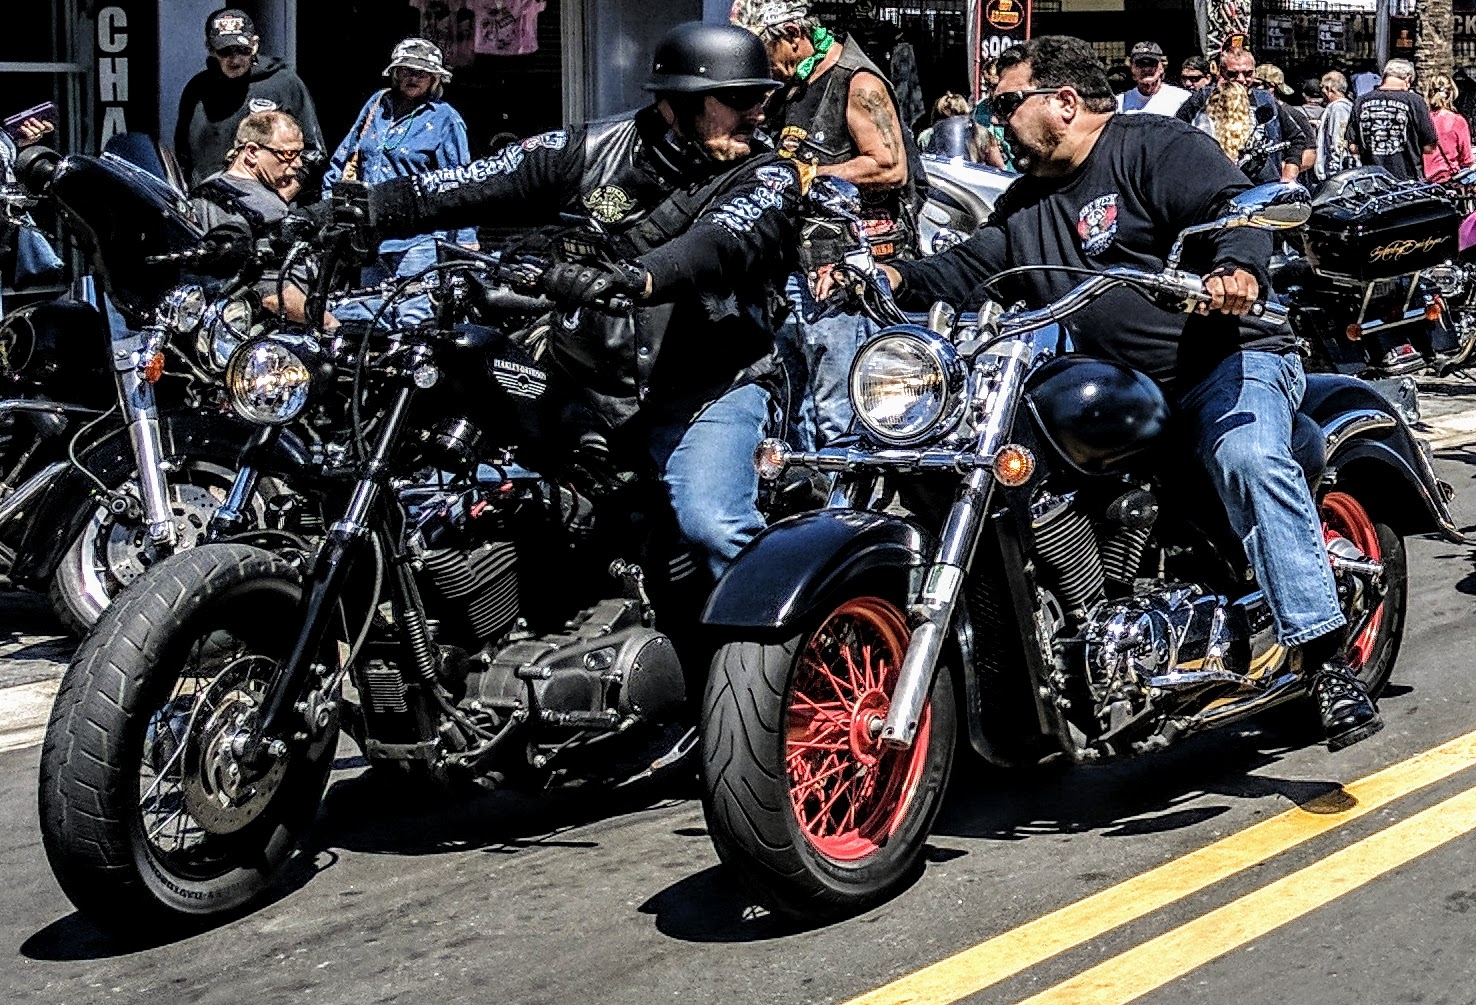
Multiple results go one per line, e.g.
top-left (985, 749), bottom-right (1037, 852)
top-left (322, 90), bottom-right (476, 249)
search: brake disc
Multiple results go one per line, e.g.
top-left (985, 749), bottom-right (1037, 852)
top-left (180, 656), bottom-right (291, 835)
top-left (103, 481), bottom-right (223, 587)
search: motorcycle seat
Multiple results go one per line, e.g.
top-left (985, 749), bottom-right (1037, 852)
top-left (1311, 165), bottom-right (1395, 207)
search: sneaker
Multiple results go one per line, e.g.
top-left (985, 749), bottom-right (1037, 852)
top-left (1310, 662), bottom-right (1384, 751)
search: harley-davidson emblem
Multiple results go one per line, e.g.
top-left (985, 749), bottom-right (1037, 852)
top-left (1368, 236), bottom-right (1448, 262)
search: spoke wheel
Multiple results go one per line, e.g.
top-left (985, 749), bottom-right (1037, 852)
top-left (785, 597), bottom-right (931, 862)
top-left (1319, 491), bottom-right (1405, 695)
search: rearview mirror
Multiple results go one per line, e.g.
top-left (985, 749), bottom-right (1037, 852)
top-left (1227, 182), bottom-right (1312, 229)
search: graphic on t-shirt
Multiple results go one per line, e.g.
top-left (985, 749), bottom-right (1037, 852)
top-left (1077, 193), bottom-right (1119, 256)
top-left (1357, 97), bottom-right (1415, 157)
top-left (475, 0), bottom-right (546, 56)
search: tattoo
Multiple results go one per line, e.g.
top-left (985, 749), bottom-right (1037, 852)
top-left (855, 84), bottom-right (902, 161)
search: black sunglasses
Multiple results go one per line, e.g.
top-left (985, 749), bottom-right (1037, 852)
top-left (1181, 72), bottom-right (1207, 83)
top-left (713, 87), bottom-right (775, 111)
top-left (216, 45), bottom-right (252, 58)
top-left (992, 88), bottom-right (1059, 120)
top-left (1132, 57), bottom-right (1162, 69)
top-left (1221, 68), bottom-right (1257, 81)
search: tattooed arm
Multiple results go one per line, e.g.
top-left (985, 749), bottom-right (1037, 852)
top-left (821, 71), bottom-right (909, 191)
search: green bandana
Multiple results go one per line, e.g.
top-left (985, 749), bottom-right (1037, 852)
top-left (794, 26), bottom-right (835, 83)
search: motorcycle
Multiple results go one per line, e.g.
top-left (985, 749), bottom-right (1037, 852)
top-left (917, 152), bottom-right (1014, 255)
top-left (1274, 165), bottom-right (1476, 404)
top-left (696, 178), bottom-right (1460, 920)
top-left (0, 145), bottom-right (312, 631)
top-left (37, 198), bottom-right (751, 930)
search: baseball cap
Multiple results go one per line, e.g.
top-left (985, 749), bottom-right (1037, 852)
top-left (206, 8), bottom-right (256, 53)
top-left (730, 0), bottom-right (812, 33)
top-left (1130, 41), bottom-right (1165, 62)
top-left (1254, 63), bottom-right (1295, 96)
top-left (383, 37), bottom-right (452, 80)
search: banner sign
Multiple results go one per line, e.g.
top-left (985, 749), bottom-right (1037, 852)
top-left (969, 0), bottom-right (1031, 100)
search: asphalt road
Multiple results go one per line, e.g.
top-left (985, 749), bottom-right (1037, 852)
top-left (2, 457), bottom-right (1476, 1005)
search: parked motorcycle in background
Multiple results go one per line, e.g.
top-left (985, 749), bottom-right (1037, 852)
top-left (697, 179), bottom-right (1457, 921)
top-left (0, 144), bottom-right (311, 631)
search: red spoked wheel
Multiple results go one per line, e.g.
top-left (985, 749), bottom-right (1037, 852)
top-left (1319, 491), bottom-right (1405, 695)
top-left (785, 597), bottom-right (931, 862)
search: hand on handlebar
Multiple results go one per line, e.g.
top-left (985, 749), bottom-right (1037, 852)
top-left (1199, 265), bottom-right (1260, 316)
top-left (539, 260), bottom-right (648, 310)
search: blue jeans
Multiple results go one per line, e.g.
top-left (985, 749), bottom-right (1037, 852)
top-left (779, 274), bottom-right (875, 450)
top-left (647, 383), bottom-right (771, 581)
top-left (1177, 350), bottom-right (1346, 646)
top-left (331, 236), bottom-right (439, 328)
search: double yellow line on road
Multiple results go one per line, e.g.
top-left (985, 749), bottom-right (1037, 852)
top-left (844, 729), bottom-right (1476, 1005)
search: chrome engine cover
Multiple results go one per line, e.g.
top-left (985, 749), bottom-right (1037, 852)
top-left (1082, 585), bottom-right (1223, 704)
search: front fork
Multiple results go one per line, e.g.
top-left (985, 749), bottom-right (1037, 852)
top-left (879, 339), bottom-right (1033, 749)
top-left (111, 325), bottom-right (177, 546)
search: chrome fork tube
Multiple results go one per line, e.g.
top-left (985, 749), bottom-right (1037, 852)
top-left (880, 339), bottom-right (1034, 749)
top-left (115, 362), bottom-right (177, 547)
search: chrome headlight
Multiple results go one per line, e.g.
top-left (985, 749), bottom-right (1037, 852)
top-left (849, 326), bottom-right (967, 445)
top-left (157, 284), bottom-right (206, 334)
top-left (226, 338), bottom-right (311, 425)
top-left (195, 296), bottom-right (253, 371)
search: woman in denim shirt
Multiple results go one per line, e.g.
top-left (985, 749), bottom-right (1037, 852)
top-left (323, 37), bottom-right (476, 326)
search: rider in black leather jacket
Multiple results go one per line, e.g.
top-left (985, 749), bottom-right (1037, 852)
top-left (360, 22), bottom-right (800, 581)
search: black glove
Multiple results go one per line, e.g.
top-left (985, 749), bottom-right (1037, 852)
top-left (540, 260), bottom-right (647, 309)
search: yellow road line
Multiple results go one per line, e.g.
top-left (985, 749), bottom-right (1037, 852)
top-left (1019, 781), bottom-right (1476, 1005)
top-left (843, 729), bottom-right (1476, 1005)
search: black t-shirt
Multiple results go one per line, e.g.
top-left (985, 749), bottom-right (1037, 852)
top-left (894, 115), bottom-right (1291, 391)
top-left (1346, 88), bottom-right (1438, 181)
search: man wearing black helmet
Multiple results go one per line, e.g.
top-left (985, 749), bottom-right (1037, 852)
top-left (355, 22), bottom-right (799, 582)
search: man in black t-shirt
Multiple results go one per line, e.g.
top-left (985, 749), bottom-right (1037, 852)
top-left (875, 35), bottom-right (1381, 750)
top-left (1346, 58), bottom-right (1438, 180)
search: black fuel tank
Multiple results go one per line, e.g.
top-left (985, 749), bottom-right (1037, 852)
top-left (1024, 356), bottom-right (1169, 474)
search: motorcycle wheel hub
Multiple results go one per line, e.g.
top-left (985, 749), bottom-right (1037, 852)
top-left (181, 657), bottom-right (289, 834)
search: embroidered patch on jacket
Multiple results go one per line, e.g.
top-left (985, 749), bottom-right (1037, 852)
top-left (521, 130), bottom-right (569, 152)
top-left (248, 98), bottom-right (280, 113)
top-left (583, 185), bottom-right (636, 224)
top-left (755, 164), bottom-right (797, 191)
top-left (1076, 193), bottom-right (1119, 256)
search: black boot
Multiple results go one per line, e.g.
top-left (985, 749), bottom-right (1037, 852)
top-left (1301, 628), bottom-right (1383, 752)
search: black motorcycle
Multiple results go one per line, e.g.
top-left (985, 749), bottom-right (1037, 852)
top-left (696, 179), bottom-right (1459, 920)
top-left (0, 146), bottom-right (311, 630)
top-left (1274, 165), bottom-right (1476, 401)
top-left (36, 200), bottom-right (744, 929)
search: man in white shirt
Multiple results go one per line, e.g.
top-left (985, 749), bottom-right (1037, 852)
top-left (1117, 40), bottom-right (1189, 116)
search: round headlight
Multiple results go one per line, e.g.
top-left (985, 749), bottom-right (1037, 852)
top-left (158, 284), bottom-right (206, 334)
top-left (226, 339), bottom-right (311, 425)
top-left (849, 327), bottom-right (966, 445)
top-left (196, 296), bottom-right (253, 370)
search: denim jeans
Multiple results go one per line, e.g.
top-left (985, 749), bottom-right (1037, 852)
top-left (646, 382), bottom-right (771, 582)
top-left (331, 236), bottom-right (439, 329)
top-left (778, 274), bottom-right (875, 450)
top-left (1177, 350), bottom-right (1346, 646)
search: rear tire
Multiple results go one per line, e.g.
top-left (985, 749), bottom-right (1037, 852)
top-left (701, 594), bottom-right (956, 921)
top-left (38, 543), bottom-right (336, 932)
top-left (1320, 491), bottom-right (1405, 697)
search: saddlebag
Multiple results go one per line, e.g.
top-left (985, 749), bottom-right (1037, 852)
top-left (1304, 182), bottom-right (1461, 282)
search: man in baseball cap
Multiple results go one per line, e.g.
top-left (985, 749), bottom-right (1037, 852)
top-left (1119, 40), bottom-right (1190, 116)
top-left (174, 8), bottom-right (324, 186)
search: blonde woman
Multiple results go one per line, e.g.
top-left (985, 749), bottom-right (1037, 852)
top-left (1422, 73), bottom-right (1474, 183)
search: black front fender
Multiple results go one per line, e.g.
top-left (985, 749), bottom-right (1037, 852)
top-left (8, 410), bottom-right (313, 587)
top-left (702, 509), bottom-right (930, 631)
top-left (1302, 374), bottom-right (1462, 543)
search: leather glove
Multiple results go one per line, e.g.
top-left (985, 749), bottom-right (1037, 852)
top-left (540, 260), bottom-right (647, 309)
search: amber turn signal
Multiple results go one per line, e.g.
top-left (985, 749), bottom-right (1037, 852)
top-left (1344, 323), bottom-right (1362, 342)
top-left (1426, 297), bottom-right (1445, 322)
top-left (141, 351), bottom-right (166, 384)
top-left (992, 444), bottom-right (1035, 487)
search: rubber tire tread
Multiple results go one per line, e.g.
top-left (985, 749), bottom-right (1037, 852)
top-left (701, 605), bottom-right (956, 922)
top-left (37, 543), bottom-right (317, 931)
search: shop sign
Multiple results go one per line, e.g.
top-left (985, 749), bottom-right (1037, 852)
top-left (972, 0), bottom-right (1031, 82)
top-left (1390, 15), bottom-right (1417, 55)
top-left (985, 0), bottom-right (1024, 31)
top-left (1456, 13), bottom-right (1476, 36)
top-left (1317, 20), bottom-right (1346, 53)
top-left (1263, 17), bottom-right (1292, 51)
top-left (92, 3), bottom-right (158, 149)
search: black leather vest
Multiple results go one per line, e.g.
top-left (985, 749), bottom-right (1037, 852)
top-left (769, 39), bottom-right (924, 260)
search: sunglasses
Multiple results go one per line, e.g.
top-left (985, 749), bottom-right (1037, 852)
top-left (1181, 72), bottom-right (1207, 84)
top-left (216, 45), bottom-right (252, 58)
top-left (713, 86), bottom-right (775, 111)
top-left (992, 88), bottom-right (1060, 120)
top-left (254, 143), bottom-right (304, 165)
top-left (1221, 68), bottom-right (1257, 81)
top-left (1132, 58), bottom-right (1162, 69)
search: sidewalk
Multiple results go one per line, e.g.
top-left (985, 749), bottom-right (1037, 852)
top-left (0, 591), bottom-right (68, 754)
top-left (1416, 374), bottom-right (1476, 450)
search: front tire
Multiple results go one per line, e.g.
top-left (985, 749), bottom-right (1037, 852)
top-left (38, 543), bottom-right (336, 932)
top-left (701, 594), bottom-right (956, 921)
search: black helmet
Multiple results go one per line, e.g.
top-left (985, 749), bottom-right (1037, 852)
top-left (644, 21), bottom-right (780, 94)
